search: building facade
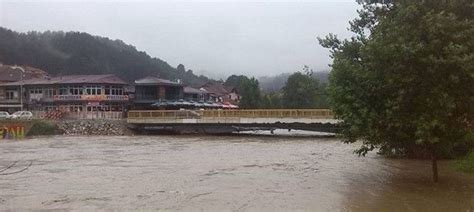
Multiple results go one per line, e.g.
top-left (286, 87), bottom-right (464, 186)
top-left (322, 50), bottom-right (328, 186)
top-left (0, 64), bottom-right (49, 112)
top-left (133, 76), bottom-right (184, 109)
top-left (199, 82), bottom-right (241, 104)
top-left (0, 74), bottom-right (129, 114)
top-left (183, 86), bottom-right (209, 102)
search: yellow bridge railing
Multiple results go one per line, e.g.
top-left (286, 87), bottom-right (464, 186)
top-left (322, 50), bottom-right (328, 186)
top-left (128, 109), bottom-right (334, 119)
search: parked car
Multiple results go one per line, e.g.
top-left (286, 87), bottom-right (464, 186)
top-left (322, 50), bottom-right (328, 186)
top-left (0, 111), bottom-right (10, 120)
top-left (9, 111), bottom-right (33, 120)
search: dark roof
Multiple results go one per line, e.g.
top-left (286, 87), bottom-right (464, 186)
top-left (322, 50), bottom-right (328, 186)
top-left (0, 74), bottom-right (127, 86)
top-left (134, 76), bottom-right (182, 86)
top-left (183, 86), bottom-right (208, 94)
top-left (225, 86), bottom-right (239, 94)
top-left (200, 82), bottom-right (231, 96)
top-left (0, 64), bottom-right (48, 82)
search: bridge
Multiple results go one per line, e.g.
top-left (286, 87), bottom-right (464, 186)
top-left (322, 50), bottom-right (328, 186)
top-left (127, 109), bottom-right (340, 134)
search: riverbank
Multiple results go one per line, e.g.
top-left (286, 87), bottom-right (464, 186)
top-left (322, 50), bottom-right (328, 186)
top-left (25, 119), bottom-right (337, 137)
top-left (20, 119), bottom-right (133, 136)
top-left (57, 119), bottom-right (132, 136)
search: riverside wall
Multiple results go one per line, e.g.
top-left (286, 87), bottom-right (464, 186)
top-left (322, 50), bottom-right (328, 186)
top-left (0, 119), bottom-right (132, 138)
top-left (57, 119), bottom-right (132, 136)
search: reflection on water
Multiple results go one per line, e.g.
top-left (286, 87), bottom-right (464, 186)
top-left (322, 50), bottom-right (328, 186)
top-left (0, 135), bottom-right (472, 211)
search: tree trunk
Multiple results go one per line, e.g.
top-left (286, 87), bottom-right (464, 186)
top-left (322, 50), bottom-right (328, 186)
top-left (431, 150), bottom-right (439, 183)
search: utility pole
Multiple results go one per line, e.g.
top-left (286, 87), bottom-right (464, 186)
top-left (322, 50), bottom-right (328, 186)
top-left (11, 65), bottom-right (25, 111)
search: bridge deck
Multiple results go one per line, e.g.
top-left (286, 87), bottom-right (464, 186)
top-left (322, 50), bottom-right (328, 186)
top-left (127, 109), bottom-right (339, 134)
top-left (127, 109), bottom-right (336, 124)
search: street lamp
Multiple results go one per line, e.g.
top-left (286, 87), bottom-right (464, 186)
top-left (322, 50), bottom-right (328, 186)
top-left (11, 65), bottom-right (25, 111)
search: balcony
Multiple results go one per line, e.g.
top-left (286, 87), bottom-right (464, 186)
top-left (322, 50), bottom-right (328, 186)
top-left (0, 98), bottom-right (21, 104)
top-left (105, 95), bottom-right (130, 101)
top-left (50, 95), bottom-right (129, 102)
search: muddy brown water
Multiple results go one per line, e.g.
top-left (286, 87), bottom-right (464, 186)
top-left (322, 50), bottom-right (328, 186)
top-left (0, 135), bottom-right (472, 211)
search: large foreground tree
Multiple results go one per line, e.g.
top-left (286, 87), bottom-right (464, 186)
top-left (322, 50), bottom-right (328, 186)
top-left (320, 0), bottom-right (474, 182)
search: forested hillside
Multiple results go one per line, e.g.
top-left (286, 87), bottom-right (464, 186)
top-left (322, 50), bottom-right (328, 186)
top-left (0, 27), bottom-right (211, 86)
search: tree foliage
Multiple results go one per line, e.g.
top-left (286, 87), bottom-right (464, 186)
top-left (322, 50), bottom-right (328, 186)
top-left (259, 71), bottom-right (330, 93)
top-left (237, 77), bottom-right (262, 109)
top-left (320, 0), bottom-right (474, 181)
top-left (0, 27), bottom-right (211, 86)
top-left (224, 75), bottom-right (249, 91)
top-left (261, 92), bottom-right (283, 109)
top-left (224, 75), bottom-right (263, 109)
top-left (282, 67), bottom-right (327, 109)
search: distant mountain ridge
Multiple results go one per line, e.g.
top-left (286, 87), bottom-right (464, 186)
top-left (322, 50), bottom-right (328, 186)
top-left (0, 27), bottom-right (211, 86)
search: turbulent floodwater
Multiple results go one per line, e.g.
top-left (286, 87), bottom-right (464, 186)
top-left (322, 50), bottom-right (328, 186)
top-left (0, 135), bottom-right (472, 211)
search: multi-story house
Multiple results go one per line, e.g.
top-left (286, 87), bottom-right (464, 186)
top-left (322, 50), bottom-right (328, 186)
top-left (133, 76), bottom-right (184, 109)
top-left (0, 74), bottom-right (129, 114)
top-left (0, 64), bottom-right (48, 112)
top-left (183, 86), bottom-right (209, 102)
top-left (199, 82), bottom-right (241, 103)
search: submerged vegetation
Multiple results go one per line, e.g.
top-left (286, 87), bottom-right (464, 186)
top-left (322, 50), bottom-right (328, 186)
top-left (26, 120), bottom-right (59, 137)
top-left (455, 151), bottom-right (474, 174)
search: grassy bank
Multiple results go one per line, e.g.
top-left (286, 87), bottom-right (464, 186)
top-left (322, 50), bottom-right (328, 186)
top-left (455, 151), bottom-right (474, 174)
top-left (26, 120), bottom-right (60, 136)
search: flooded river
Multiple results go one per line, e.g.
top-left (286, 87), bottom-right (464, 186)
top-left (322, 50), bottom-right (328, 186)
top-left (0, 135), bottom-right (472, 211)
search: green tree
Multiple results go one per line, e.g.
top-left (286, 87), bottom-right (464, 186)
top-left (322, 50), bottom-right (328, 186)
top-left (319, 0), bottom-right (474, 182)
top-left (239, 77), bottom-right (262, 109)
top-left (261, 92), bottom-right (283, 109)
top-left (177, 64), bottom-right (186, 73)
top-left (282, 67), bottom-right (321, 108)
top-left (224, 75), bottom-right (249, 91)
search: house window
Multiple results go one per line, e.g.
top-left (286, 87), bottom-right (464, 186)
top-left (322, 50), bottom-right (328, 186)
top-left (69, 86), bottom-right (83, 95)
top-left (59, 87), bottom-right (68, 95)
top-left (29, 87), bottom-right (43, 94)
top-left (85, 86), bottom-right (103, 95)
top-left (66, 104), bottom-right (83, 112)
top-left (110, 86), bottom-right (123, 95)
top-left (5, 90), bottom-right (17, 99)
top-left (43, 88), bottom-right (56, 97)
top-left (44, 106), bottom-right (57, 111)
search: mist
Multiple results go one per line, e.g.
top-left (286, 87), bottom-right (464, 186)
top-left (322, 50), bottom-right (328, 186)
top-left (0, 0), bottom-right (360, 78)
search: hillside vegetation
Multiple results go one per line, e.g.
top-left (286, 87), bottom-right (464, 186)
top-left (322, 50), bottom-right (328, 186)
top-left (259, 71), bottom-right (329, 93)
top-left (0, 27), bottom-right (210, 86)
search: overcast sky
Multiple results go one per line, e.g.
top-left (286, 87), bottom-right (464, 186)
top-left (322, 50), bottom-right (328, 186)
top-left (0, 0), bottom-right (359, 79)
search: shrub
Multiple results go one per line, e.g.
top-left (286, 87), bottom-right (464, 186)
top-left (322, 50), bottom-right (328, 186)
top-left (27, 120), bottom-right (58, 136)
top-left (455, 151), bottom-right (474, 174)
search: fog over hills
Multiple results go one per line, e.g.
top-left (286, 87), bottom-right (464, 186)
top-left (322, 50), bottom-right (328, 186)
top-left (259, 71), bottom-right (329, 93)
